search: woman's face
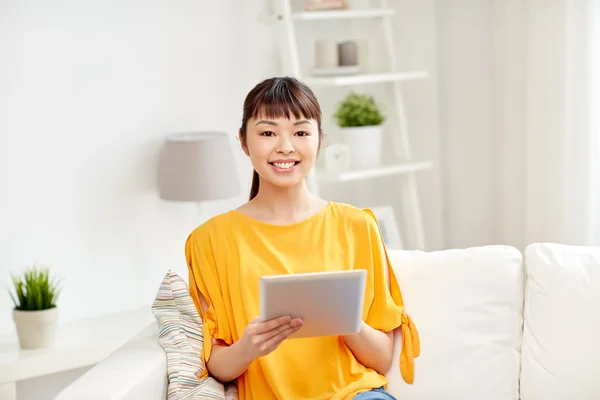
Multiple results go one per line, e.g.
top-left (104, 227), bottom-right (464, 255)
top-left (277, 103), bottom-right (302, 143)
top-left (241, 114), bottom-right (321, 190)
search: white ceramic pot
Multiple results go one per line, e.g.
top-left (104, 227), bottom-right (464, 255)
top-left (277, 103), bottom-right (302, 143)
top-left (13, 307), bottom-right (59, 349)
top-left (341, 125), bottom-right (383, 169)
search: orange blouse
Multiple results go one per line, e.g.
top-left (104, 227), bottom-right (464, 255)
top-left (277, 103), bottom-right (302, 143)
top-left (186, 202), bottom-right (419, 400)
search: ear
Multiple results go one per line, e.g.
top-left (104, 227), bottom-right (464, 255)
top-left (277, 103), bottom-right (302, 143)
top-left (239, 129), bottom-right (250, 157)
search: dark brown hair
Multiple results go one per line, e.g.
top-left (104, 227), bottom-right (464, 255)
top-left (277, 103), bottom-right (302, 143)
top-left (239, 76), bottom-right (323, 200)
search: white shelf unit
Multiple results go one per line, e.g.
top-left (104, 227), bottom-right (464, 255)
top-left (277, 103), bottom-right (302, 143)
top-left (318, 161), bottom-right (433, 182)
top-left (304, 71), bottom-right (428, 86)
top-left (291, 8), bottom-right (395, 20)
top-left (267, 0), bottom-right (430, 250)
top-left (261, 7), bottom-right (396, 23)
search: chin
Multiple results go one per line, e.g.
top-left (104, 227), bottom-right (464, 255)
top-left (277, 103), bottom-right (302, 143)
top-left (266, 176), bottom-right (305, 189)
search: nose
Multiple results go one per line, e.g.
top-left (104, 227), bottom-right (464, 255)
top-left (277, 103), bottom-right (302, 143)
top-left (276, 135), bottom-right (295, 154)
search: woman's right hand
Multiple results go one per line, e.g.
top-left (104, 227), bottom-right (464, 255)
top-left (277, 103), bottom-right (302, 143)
top-left (239, 316), bottom-right (304, 359)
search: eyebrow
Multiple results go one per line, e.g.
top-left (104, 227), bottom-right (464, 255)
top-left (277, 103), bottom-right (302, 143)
top-left (294, 120), bottom-right (312, 126)
top-left (255, 119), bottom-right (312, 127)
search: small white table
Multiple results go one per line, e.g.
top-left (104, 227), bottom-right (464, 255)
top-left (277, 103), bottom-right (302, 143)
top-left (0, 307), bottom-right (155, 400)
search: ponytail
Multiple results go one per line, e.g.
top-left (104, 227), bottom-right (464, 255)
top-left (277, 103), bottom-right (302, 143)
top-left (249, 170), bottom-right (260, 200)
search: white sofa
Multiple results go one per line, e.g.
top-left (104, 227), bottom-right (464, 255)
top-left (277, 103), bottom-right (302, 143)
top-left (55, 243), bottom-right (600, 400)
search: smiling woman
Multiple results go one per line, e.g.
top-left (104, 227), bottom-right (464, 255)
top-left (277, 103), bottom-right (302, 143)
top-left (185, 76), bottom-right (419, 400)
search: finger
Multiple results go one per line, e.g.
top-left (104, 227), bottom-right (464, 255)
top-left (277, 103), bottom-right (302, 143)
top-left (269, 322), bottom-right (303, 344)
top-left (253, 315), bottom-right (292, 334)
top-left (264, 324), bottom-right (302, 350)
top-left (256, 320), bottom-right (295, 343)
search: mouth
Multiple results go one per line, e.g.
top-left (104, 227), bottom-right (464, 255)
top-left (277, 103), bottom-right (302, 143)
top-left (269, 160), bottom-right (301, 172)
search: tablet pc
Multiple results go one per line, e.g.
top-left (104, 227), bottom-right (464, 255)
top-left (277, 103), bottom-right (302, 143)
top-left (259, 269), bottom-right (367, 339)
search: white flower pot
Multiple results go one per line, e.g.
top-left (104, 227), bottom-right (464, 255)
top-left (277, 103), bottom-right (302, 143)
top-left (341, 125), bottom-right (384, 169)
top-left (13, 307), bottom-right (59, 349)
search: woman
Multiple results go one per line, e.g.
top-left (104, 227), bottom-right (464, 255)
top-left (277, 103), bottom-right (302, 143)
top-left (185, 76), bottom-right (419, 400)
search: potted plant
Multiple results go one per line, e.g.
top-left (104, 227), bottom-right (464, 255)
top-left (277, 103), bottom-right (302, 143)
top-left (333, 92), bottom-right (386, 169)
top-left (9, 266), bottom-right (61, 349)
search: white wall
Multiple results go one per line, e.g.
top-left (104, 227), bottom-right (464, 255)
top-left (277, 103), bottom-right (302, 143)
top-left (393, 0), bottom-right (445, 251)
top-left (436, 0), bottom-right (495, 249)
top-left (0, 0), bottom-right (280, 336)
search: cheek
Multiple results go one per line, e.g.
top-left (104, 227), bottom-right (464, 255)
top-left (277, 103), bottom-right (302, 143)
top-left (301, 137), bottom-right (321, 157)
top-left (245, 137), bottom-right (269, 159)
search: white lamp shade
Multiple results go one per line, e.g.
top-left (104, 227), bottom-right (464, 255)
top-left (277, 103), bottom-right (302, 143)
top-left (158, 131), bottom-right (241, 202)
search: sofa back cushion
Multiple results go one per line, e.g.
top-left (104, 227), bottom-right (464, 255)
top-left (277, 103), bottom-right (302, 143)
top-left (151, 270), bottom-right (238, 400)
top-left (520, 243), bottom-right (600, 399)
top-left (385, 246), bottom-right (524, 400)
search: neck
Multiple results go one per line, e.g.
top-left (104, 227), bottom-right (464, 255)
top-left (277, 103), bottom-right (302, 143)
top-left (252, 179), bottom-right (316, 217)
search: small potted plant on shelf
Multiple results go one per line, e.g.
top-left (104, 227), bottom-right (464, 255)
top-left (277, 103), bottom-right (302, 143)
top-left (9, 266), bottom-right (61, 349)
top-left (333, 92), bottom-right (386, 169)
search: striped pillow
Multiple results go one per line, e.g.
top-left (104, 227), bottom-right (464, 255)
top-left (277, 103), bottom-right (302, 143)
top-left (152, 270), bottom-right (238, 400)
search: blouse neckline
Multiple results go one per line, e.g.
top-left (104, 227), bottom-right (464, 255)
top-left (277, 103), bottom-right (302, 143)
top-left (228, 201), bottom-right (333, 229)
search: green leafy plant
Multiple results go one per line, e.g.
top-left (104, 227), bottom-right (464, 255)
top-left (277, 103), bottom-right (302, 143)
top-left (333, 93), bottom-right (386, 127)
top-left (9, 266), bottom-right (61, 311)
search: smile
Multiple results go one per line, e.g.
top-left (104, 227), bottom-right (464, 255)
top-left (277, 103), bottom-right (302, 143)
top-left (269, 160), bottom-right (301, 172)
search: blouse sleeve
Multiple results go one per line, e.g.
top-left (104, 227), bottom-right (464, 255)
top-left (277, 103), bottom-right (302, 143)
top-left (362, 208), bottom-right (421, 384)
top-left (185, 226), bottom-right (233, 371)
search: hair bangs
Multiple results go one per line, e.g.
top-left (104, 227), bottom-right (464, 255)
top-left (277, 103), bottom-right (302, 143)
top-left (248, 78), bottom-right (321, 124)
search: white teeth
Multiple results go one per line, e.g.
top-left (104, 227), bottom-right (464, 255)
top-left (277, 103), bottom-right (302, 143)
top-left (273, 162), bottom-right (295, 169)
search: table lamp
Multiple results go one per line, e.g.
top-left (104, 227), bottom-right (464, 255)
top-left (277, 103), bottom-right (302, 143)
top-left (158, 131), bottom-right (241, 202)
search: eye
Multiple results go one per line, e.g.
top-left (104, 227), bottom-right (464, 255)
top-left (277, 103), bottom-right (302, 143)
top-left (260, 131), bottom-right (275, 137)
top-left (296, 131), bottom-right (309, 137)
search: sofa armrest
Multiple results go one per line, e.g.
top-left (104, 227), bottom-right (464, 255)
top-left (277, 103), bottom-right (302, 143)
top-left (55, 322), bottom-right (167, 400)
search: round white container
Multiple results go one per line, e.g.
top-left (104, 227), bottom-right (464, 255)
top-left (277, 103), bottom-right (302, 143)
top-left (341, 125), bottom-right (383, 169)
top-left (13, 307), bottom-right (59, 349)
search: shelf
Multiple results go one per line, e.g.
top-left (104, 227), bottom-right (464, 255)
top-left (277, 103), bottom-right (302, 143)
top-left (0, 307), bottom-right (154, 384)
top-left (304, 71), bottom-right (428, 86)
top-left (317, 161), bottom-right (433, 182)
top-left (292, 8), bottom-right (395, 21)
top-left (259, 8), bottom-right (395, 24)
